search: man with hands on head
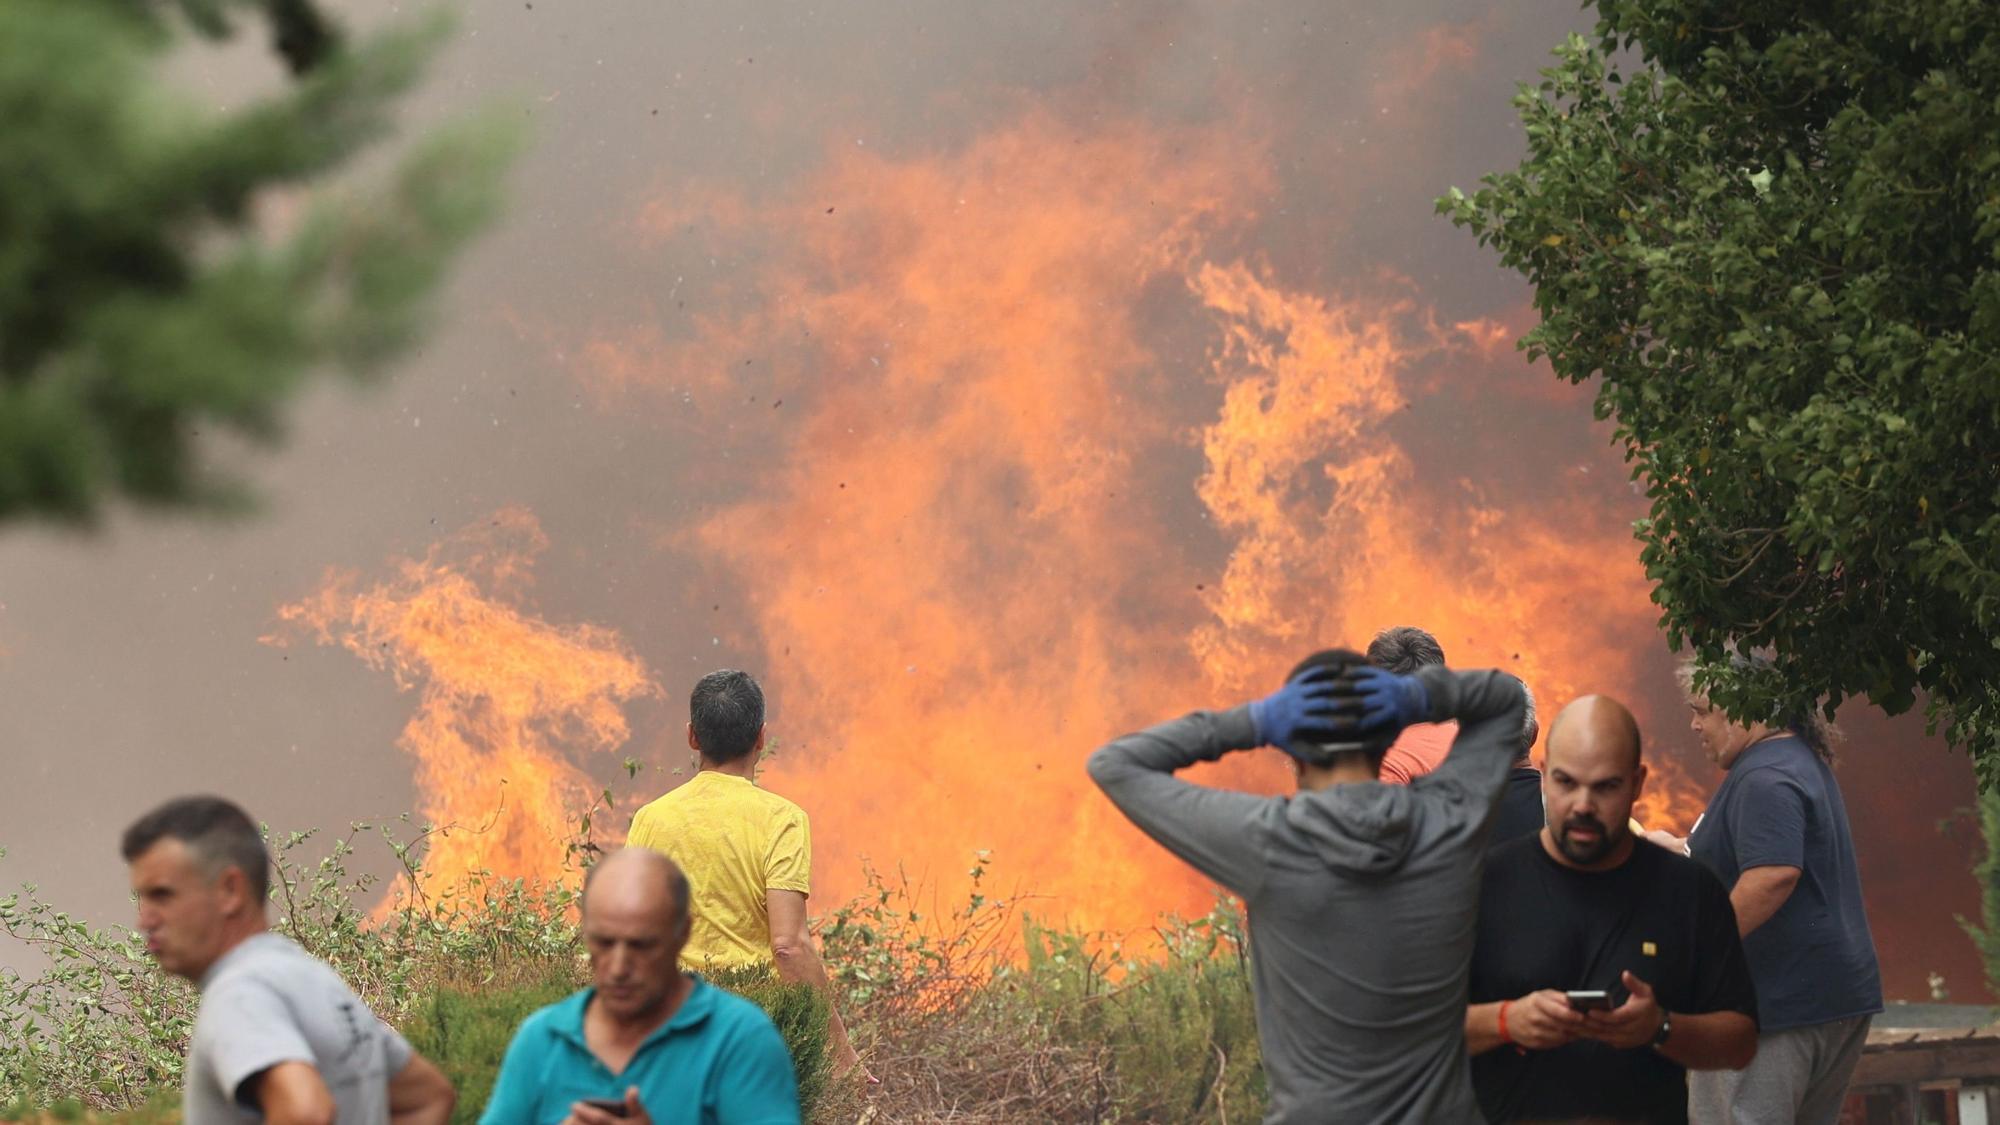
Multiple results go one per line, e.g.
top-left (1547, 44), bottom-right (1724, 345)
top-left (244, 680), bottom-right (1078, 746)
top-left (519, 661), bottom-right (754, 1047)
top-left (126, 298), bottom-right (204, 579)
top-left (1088, 647), bottom-right (1528, 1124)
top-left (1465, 696), bottom-right (1758, 1125)
top-left (479, 848), bottom-right (800, 1125)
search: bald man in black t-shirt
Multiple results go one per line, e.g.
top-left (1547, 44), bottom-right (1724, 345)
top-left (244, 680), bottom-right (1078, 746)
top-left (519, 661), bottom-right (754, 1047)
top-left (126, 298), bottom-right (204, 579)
top-left (1464, 696), bottom-right (1759, 1125)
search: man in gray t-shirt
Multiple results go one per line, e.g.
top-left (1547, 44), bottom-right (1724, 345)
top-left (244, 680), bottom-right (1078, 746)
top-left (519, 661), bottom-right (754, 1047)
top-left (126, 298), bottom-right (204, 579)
top-left (186, 932), bottom-right (417, 1125)
top-left (123, 796), bottom-right (456, 1125)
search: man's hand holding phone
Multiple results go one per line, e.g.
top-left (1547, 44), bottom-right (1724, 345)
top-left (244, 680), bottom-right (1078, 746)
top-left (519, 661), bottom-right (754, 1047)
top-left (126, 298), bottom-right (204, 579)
top-left (1504, 989), bottom-right (1588, 1050)
top-left (1580, 971), bottom-right (1666, 1050)
top-left (1564, 989), bottom-right (1612, 1012)
top-left (567, 1088), bottom-right (649, 1125)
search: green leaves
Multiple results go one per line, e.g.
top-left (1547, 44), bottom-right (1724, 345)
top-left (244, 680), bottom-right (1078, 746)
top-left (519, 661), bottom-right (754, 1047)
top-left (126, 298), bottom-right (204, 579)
top-left (0, 863), bottom-right (193, 1112)
top-left (1441, 0), bottom-right (2000, 771)
top-left (0, 0), bottom-right (521, 523)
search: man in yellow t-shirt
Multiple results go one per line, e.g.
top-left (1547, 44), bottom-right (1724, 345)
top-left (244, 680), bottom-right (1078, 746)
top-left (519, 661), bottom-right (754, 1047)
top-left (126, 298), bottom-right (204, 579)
top-left (627, 669), bottom-right (864, 1077)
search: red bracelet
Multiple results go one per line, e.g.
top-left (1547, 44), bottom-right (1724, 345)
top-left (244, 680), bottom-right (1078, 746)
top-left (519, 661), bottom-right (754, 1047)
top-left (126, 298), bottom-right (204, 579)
top-left (1498, 1000), bottom-right (1513, 1045)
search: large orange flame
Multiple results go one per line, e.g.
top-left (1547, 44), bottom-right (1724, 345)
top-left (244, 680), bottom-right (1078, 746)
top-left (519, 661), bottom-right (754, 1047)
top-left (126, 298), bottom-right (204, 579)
top-left (1185, 262), bottom-right (1707, 826)
top-left (548, 109), bottom-right (1707, 940)
top-left (266, 509), bottom-right (658, 897)
top-left (264, 109), bottom-right (1710, 931)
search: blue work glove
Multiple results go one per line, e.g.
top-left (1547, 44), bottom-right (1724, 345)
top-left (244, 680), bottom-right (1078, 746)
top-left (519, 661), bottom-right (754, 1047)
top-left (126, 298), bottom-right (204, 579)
top-left (1329, 666), bottom-right (1430, 739)
top-left (1249, 667), bottom-right (1343, 748)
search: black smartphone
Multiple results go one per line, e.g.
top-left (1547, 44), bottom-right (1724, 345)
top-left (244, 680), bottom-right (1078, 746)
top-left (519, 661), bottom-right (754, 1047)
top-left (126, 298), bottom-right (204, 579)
top-left (1565, 989), bottom-right (1613, 1012)
top-left (581, 1099), bottom-right (630, 1118)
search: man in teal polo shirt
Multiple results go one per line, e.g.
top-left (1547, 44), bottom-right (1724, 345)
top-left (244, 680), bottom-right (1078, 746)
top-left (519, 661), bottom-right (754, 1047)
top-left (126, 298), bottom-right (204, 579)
top-left (480, 848), bottom-right (800, 1125)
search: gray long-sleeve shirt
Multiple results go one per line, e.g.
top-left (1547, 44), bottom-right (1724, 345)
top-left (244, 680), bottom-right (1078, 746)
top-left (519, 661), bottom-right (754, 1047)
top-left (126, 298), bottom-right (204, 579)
top-left (1087, 666), bottom-right (1527, 1124)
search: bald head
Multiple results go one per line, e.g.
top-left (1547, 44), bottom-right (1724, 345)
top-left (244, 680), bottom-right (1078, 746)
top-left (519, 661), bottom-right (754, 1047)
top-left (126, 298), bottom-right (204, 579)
top-left (583, 847), bottom-right (691, 935)
top-left (1541, 695), bottom-right (1647, 869)
top-left (580, 848), bottom-right (694, 1023)
top-left (1545, 695), bottom-right (1642, 773)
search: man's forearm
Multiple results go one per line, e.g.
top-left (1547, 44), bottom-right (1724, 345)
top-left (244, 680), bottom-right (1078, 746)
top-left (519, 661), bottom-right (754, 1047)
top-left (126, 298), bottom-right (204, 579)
top-left (1086, 707), bottom-right (1260, 787)
top-left (1084, 707), bottom-right (1274, 896)
top-left (1659, 1010), bottom-right (1758, 1071)
top-left (775, 940), bottom-right (861, 1064)
top-left (1413, 667), bottom-right (1525, 727)
top-left (389, 1095), bottom-right (454, 1125)
top-left (774, 938), bottom-right (837, 991)
top-left (387, 1056), bottom-right (455, 1125)
top-left (1418, 667), bottom-right (1528, 794)
top-left (1731, 865), bottom-right (1801, 936)
top-left (254, 1062), bottom-right (337, 1125)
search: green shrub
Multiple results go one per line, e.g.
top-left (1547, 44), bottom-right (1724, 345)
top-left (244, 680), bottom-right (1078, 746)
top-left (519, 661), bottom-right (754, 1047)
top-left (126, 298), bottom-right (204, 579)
top-left (990, 900), bottom-right (1264, 1121)
top-left (703, 966), bottom-right (831, 1119)
top-left (0, 1089), bottom-right (181, 1125)
top-left (0, 848), bottom-right (198, 1111)
top-left (4, 818), bottom-right (1276, 1123)
top-left (1091, 903), bottom-right (1265, 1120)
top-left (820, 859), bottom-right (1268, 1122)
top-left (399, 967), bottom-right (580, 1125)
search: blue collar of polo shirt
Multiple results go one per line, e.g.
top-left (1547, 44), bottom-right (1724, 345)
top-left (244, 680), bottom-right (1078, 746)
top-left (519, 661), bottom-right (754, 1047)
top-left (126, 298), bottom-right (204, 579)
top-left (551, 976), bottom-right (718, 1056)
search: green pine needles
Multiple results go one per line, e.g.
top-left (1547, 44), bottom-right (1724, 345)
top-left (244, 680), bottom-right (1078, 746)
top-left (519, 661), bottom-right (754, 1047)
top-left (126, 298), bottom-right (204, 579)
top-left (0, 0), bottom-right (520, 521)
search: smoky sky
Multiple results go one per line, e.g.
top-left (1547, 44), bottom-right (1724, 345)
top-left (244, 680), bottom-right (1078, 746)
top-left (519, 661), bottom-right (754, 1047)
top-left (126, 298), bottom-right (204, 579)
top-left (0, 0), bottom-right (1979, 998)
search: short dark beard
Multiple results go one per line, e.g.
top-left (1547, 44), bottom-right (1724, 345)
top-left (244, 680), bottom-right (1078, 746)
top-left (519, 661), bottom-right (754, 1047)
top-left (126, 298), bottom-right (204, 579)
top-left (1555, 814), bottom-right (1620, 866)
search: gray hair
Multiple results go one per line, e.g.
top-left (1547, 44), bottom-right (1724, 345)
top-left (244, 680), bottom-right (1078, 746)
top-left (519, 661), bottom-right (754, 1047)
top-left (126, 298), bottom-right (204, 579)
top-left (1677, 655), bottom-right (1841, 764)
top-left (1517, 681), bottom-right (1540, 762)
top-left (690, 669), bottom-right (765, 765)
top-left (1366, 626), bottom-right (1445, 673)
top-left (121, 796), bottom-right (271, 902)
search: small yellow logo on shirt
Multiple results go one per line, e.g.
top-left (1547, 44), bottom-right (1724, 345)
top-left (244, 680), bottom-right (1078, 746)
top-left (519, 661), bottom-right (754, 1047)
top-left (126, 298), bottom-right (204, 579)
top-left (1642, 941), bottom-right (1658, 956)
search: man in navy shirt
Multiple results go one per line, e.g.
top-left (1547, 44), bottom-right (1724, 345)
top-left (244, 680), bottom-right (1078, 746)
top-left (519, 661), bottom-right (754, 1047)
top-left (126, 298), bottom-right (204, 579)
top-left (1676, 664), bottom-right (1882, 1125)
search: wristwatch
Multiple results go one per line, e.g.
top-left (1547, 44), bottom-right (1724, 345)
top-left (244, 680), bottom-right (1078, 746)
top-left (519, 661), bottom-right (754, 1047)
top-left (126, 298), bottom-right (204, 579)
top-left (1651, 1011), bottom-right (1674, 1051)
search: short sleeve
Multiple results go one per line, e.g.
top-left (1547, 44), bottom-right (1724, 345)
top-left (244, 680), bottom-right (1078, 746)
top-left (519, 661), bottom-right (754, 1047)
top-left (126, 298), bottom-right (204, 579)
top-left (712, 1011), bottom-right (803, 1125)
top-left (1378, 723), bottom-right (1457, 786)
top-left (765, 807), bottom-right (811, 895)
top-left (200, 978), bottom-right (315, 1109)
top-left (1727, 768), bottom-right (1808, 871)
top-left (1687, 864), bottom-right (1760, 1022)
top-left (626, 805), bottom-right (659, 853)
top-left (379, 1018), bottom-right (413, 1075)
top-left (1377, 746), bottom-right (1417, 785)
top-left (477, 1018), bottom-right (547, 1125)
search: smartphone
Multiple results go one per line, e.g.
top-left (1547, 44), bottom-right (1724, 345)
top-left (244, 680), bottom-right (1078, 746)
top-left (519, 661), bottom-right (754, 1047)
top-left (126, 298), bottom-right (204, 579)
top-left (1565, 989), bottom-right (1613, 1012)
top-left (580, 1099), bottom-right (630, 1118)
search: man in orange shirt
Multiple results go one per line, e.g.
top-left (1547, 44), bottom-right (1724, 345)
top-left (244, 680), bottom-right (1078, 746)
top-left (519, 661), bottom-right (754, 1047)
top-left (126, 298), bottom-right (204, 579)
top-left (627, 669), bottom-right (864, 1076)
top-left (1369, 626), bottom-right (1458, 784)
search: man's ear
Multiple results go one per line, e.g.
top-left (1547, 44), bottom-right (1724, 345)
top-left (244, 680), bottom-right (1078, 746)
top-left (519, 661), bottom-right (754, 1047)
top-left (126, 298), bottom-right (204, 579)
top-left (753, 724), bottom-right (766, 752)
top-left (1633, 762), bottom-right (1650, 798)
top-left (686, 722), bottom-right (700, 753)
top-left (215, 864), bottom-right (251, 917)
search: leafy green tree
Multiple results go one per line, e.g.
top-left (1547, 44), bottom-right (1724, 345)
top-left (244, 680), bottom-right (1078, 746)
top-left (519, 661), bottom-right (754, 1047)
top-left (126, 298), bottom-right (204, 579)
top-left (1442, 1), bottom-right (2000, 773)
top-left (0, 0), bottom-right (519, 521)
top-left (1958, 790), bottom-right (2000, 997)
